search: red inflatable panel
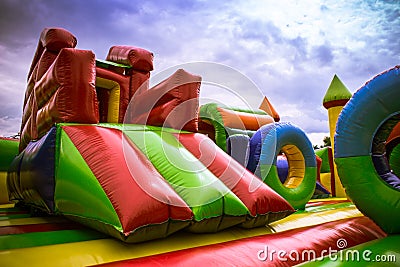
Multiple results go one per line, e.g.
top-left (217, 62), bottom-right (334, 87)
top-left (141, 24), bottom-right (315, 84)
top-left (25, 28), bottom-right (77, 116)
top-left (20, 48), bottom-right (99, 151)
top-left (28, 27), bottom-right (77, 81)
top-left (97, 216), bottom-right (386, 266)
top-left (0, 222), bottom-right (82, 235)
top-left (35, 50), bottom-right (58, 83)
top-left (106, 45), bottom-right (153, 72)
top-left (129, 70), bottom-right (150, 97)
top-left (36, 49), bottom-right (98, 134)
top-left (177, 133), bottom-right (295, 227)
top-left (125, 69), bottom-right (201, 132)
top-left (63, 125), bottom-right (193, 236)
top-left (40, 27), bottom-right (77, 52)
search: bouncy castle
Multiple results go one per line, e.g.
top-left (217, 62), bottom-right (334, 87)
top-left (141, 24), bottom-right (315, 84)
top-left (0, 27), bottom-right (399, 266)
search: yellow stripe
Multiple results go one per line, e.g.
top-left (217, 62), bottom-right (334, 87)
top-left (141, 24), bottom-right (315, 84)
top-left (0, 216), bottom-right (68, 227)
top-left (328, 106), bottom-right (346, 197)
top-left (269, 207), bottom-right (362, 232)
top-left (320, 172), bottom-right (333, 193)
top-left (0, 205), bottom-right (362, 267)
top-left (0, 172), bottom-right (10, 204)
top-left (0, 203), bottom-right (14, 209)
top-left (95, 77), bottom-right (120, 123)
top-left (307, 197), bottom-right (347, 203)
top-left (281, 145), bottom-right (305, 188)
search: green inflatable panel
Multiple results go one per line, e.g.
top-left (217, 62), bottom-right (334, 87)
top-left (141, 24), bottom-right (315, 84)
top-left (389, 143), bottom-right (400, 177)
top-left (55, 129), bottom-right (122, 232)
top-left (315, 147), bottom-right (331, 173)
top-left (0, 137), bottom-right (19, 171)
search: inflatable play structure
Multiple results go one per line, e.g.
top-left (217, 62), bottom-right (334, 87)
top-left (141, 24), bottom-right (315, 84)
top-left (322, 75), bottom-right (353, 197)
top-left (335, 66), bottom-right (400, 234)
top-left (199, 103), bottom-right (318, 209)
top-left (0, 28), bottom-right (399, 266)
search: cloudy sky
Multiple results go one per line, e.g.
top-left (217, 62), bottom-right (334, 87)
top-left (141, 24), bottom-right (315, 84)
top-left (0, 0), bottom-right (399, 145)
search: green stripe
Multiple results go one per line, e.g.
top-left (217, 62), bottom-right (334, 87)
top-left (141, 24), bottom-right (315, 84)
top-left (335, 155), bottom-right (400, 233)
top-left (315, 147), bottom-right (331, 173)
top-left (199, 103), bottom-right (228, 151)
top-left (389, 144), bottom-right (400, 176)
top-left (54, 127), bottom-right (122, 231)
top-left (0, 207), bottom-right (27, 213)
top-left (124, 129), bottom-right (249, 221)
top-left (96, 59), bottom-right (131, 69)
top-left (262, 166), bottom-right (317, 210)
top-left (0, 229), bottom-right (106, 250)
top-left (0, 138), bottom-right (19, 171)
top-left (0, 214), bottom-right (32, 220)
top-left (224, 106), bottom-right (267, 115)
top-left (301, 202), bottom-right (354, 213)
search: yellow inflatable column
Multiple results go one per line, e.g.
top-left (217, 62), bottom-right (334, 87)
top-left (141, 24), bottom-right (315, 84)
top-left (323, 75), bottom-right (352, 197)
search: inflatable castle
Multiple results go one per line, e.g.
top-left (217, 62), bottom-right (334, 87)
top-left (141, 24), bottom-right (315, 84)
top-left (0, 27), bottom-right (399, 266)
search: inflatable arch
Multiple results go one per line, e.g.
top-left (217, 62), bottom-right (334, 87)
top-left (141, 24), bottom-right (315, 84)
top-left (248, 122), bottom-right (317, 209)
top-left (199, 103), bottom-right (318, 208)
top-left (335, 65), bottom-right (400, 234)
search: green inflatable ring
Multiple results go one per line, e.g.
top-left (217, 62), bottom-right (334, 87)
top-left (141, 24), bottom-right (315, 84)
top-left (335, 66), bottom-right (400, 234)
top-left (257, 122), bottom-right (316, 210)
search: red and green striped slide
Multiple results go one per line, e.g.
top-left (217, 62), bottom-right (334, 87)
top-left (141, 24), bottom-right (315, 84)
top-left (7, 123), bottom-right (294, 243)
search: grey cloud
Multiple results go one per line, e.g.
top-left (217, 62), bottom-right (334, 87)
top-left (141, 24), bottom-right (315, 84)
top-left (0, 0), bottom-right (399, 142)
top-left (311, 43), bottom-right (334, 66)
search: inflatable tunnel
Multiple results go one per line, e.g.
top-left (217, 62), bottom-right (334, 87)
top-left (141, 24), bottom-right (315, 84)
top-left (199, 103), bottom-right (318, 209)
top-left (335, 65), bottom-right (400, 234)
top-left (248, 122), bottom-right (317, 209)
top-left (199, 103), bottom-right (275, 151)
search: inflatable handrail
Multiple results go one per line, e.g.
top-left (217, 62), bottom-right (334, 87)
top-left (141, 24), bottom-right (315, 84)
top-left (199, 103), bottom-right (274, 151)
top-left (19, 48), bottom-right (99, 151)
top-left (106, 45), bottom-right (154, 72)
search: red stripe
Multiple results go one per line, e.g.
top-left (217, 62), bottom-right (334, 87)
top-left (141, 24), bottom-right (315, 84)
top-left (327, 147), bottom-right (336, 196)
top-left (0, 211), bottom-right (30, 216)
top-left (62, 125), bottom-right (192, 233)
top-left (95, 216), bottom-right (386, 267)
top-left (176, 133), bottom-right (294, 216)
top-left (0, 222), bottom-right (82, 235)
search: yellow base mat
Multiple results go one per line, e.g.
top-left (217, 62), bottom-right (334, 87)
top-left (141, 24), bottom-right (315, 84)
top-left (0, 199), bottom-right (360, 267)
